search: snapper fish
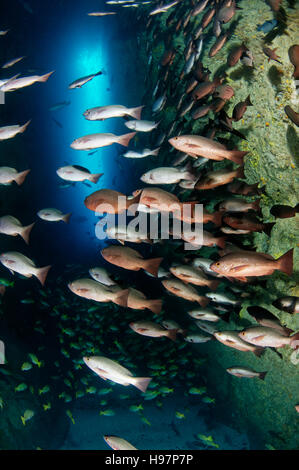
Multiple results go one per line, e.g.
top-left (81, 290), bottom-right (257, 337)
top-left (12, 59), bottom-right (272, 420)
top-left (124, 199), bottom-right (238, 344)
top-left (124, 120), bottom-right (159, 132)
top-left (140, 166), bottom-right (196, 185)
top-left (0, 121), bottom-right (31, 141)
top-left (210, 249), bottom-right (293, 281)
top-left (226, 367), bottom-right (267, 380)
top-left (0, 216), bottom-right (35, 244)
top-left (127, 288), bottom-right (163, 315)
top-left (2, 56), bottom-right (25, 69)
top-left (0, 252), bottom-right (51, 286)
top-left (0, 71), bottom-right (54, 91)
top-left (101, 245), bottom-right (163, 277)
top-left (56, 165), bottom-right (103, 184)
top-left (87, 12), bottom-right (117, 16)
top-left (68, 70), bottom-right (103, 89)
top-left (68, 278), bottom-right (129, 307)
top-left (83, 356), bottom-right (152, 392)
top-left (0, 167), bottom-right (30, 186)
top-left (70, 132), bottom-right (136, 150)
top-left (129, 320), bottom-right (177, 341)
top-left (37, 208), bottom-right (71, 224)
top-left (238, 327), bottom-right (299, 350)
top-left (149, 0), bottom-right (179, 15)
top-left (83, 104), bottom-right (143, 121)
top-left (122, 148), bottom-right (160, 159)
top-left (103, 436), bottom-right (138, 451)
top-left (169, 135), bottom-right (247, 165)
top-left (214, 330), bottom-right (264, 356)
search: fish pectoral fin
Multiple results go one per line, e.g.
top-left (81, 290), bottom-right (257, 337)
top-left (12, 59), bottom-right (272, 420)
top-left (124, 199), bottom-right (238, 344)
top-left (95, 368), bottom-right (108, 380)
top-left (234, 276), bottom-right (248, 282)
top-left (137, 328), bottom-right (147, 333)
top-left (78, 288), bottom-right (90, 293)
top-left (230, 265), bottom-right (248, 272)
top-left (186, 144), bottom-right (199, 149)
top-left (253, 335), bottom-right (265, 341)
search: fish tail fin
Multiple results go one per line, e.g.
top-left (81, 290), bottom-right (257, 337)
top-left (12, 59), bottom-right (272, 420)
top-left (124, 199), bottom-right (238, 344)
top-left (290, 333), bottom-right (299, 350)
top-left (278, 249), bottom-right (293, 276)
top-left (20, 120), bottom-right (31, 133)
top-left (216, 236), bottom-right (226, 249)
top-left (259, 371), bottom-right (268, 381)
top-left (167, 329), bottom-right (178, 342)
top-left (151, 147), bottom-right (160, 156)
top-left (147, 299), bottom-right (163, 314)
top-left (117, 132), bottom-right (136, 147)
top-left (21, 416), bottom-right (26, 426)
top-left (211, 211), bottom-right (223, 227)
top-left (90, 173), bottom-right (104, 184)
top-left (39, 71), bottom-right (55, 82)
top-left (15, 169), bottom-right (31, 186)
top-left (209, 280), bottom-right (220, 290)
top-left (132, 377), bottom-right (152, 393)
top-left (21, 222), bottom-right (35, 244)
top-left (62, 212), bottom-right (72, 224)
top-left (129, 105), bottom-right (144, 120)
top-left (143, 257), bottom-right (163, 277)
top-left (36, 265), bottom-right (52, 286)
top-left (113, 288), bottom-right (129, 307)
top-left (229, 151), bottom-right (247, 165)
top-left (236, 166), bottom-right (245, 179)
top-left (245, 95), bottom-right (253, 106)
top-left (252, 199), bottom-right (260, 211)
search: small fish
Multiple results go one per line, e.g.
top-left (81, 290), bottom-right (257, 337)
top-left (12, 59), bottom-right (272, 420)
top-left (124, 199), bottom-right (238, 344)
top-left (28, 353), bottom-right (42, 367)
top-left (273, 296), bottom-right (299, 314)
top-left (197, 434), bottom-right (219, 448)
top-left (257, 18), bottom-right (277, 33)
top-left (68, 70), bottom-right (103, 89)
top-left (37, 208), bottom-right (71, 223)
top-left (21, 362), bottom-right (33, 371)
top-left (43, 403), bottom-right (51, 411)
top-left (103, 436), bottom-right (137, 450)
top-left (15, 383), bottom-right (28, 392)
top-left (226, 367), bottom-right (267, 380)
top-left (188, 387), bottom-right (207, 395)
top-left (202, 396), bottom-right (215, 404)
top-left (100, 409), bottom-right (115, 416)
top-left (21, 409), bottom-right (34, 426)
top-left (125, 120), bottom-right (159, 132)
top-left (38, 385), bottom-right (50, 395)
top-left (66, 410), bottom-right (75, 424)
top-left (175, 411), bottom-right (185, 419)
top-left (129, 404), bottom-right (143, 412)
top-left (2, 56), bottom-right (25, 69)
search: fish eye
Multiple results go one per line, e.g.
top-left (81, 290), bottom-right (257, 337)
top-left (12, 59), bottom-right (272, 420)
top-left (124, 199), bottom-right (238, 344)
top-left (216, 262), bottom-right (220, 266)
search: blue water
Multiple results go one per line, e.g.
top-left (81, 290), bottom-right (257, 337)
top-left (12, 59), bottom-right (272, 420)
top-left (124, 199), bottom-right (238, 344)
top-left (1, 0), bottom-right (144, 265)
